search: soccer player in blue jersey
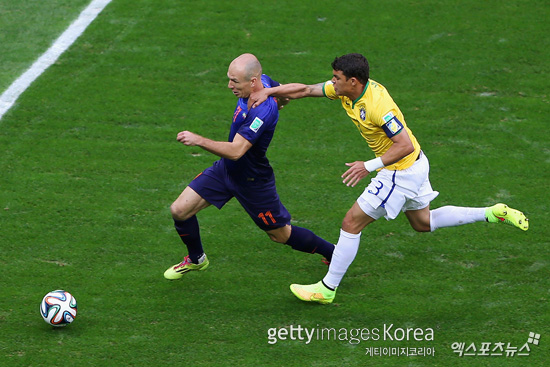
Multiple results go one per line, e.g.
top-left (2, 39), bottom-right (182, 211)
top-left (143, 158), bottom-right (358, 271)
top-left (163, 53), bottom-right (334, 280)
top-left (250, 53), bottom-right (529, 304)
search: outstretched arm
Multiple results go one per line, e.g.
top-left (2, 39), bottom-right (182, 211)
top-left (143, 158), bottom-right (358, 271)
top-left (177, 130), bottom-right (252, 161)
top-left (341, 129), bottom-right (415, 187)
top-left (250, 82), bottom-right (325, 108)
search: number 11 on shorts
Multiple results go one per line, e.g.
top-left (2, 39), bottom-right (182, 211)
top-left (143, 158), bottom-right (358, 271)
top-left (258, 211), bottom-right (276, 226)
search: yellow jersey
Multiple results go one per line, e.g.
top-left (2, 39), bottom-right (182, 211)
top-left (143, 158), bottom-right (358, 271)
top-left (323, 79), bottom-right (421, 171)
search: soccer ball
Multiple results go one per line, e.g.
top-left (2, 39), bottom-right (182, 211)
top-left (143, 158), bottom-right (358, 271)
top-left (40, 290), bottom-right (77, 327)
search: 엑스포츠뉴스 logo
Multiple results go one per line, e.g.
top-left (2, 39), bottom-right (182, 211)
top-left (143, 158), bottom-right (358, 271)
top-left (451, 331), bottom-right (541, 358)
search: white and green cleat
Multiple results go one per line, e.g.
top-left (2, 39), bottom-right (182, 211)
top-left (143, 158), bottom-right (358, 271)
top-left (486, 203), bottom-right (529, 231)
top-left (290, 281), bottom-right (336, 304)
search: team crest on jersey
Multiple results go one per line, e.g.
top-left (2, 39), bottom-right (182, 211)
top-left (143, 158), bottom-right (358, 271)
top-left (250, 117), bottom-right (264, 133)
top-left (360, 107), bottom-right (366, 121)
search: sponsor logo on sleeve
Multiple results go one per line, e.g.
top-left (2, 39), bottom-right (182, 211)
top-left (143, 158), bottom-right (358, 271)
top-left (382, 111), bottom-right (403, 136)
top-left (383, 111), bottom-right (395, 123)
top-left (386, 119), bottom-right (402, 135)
top-left (250, 117), bottom-right (264, 133)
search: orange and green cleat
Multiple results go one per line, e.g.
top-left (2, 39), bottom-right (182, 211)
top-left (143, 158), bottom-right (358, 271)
top-left (290, 281), bottom-right (336, 304)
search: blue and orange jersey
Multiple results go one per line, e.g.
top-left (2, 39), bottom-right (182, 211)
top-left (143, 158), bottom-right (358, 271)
top-left (223, 74), bottom-right (281, 180)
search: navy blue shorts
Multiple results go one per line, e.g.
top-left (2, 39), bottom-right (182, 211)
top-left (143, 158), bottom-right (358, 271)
top-left (188, 161), bottom-right (291, 231)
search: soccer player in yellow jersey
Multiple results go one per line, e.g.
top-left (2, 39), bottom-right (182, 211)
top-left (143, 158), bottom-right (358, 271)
top-left (250, 53), bottom-right (529, 304)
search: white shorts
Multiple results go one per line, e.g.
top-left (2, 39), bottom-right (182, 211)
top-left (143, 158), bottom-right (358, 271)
top-left (357, 151), bottom-right (439, 221)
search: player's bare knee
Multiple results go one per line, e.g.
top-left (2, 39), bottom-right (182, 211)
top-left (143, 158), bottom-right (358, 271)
top-left (266, 225), bottom-right (291, 243)
top-left (341, 214), bottom-right (362, 234)
top-left (170, 202), bottom-right (190, 221)
top-left (267, 232), bottom-right (284, 243)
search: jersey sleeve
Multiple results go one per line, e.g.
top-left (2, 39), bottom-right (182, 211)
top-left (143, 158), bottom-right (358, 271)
top-left (262, 74), bottom-right (281, 88)
top-left (377, 109), bottom-right (404, 138)
top-left (369, 83), bottom-right (405, 138)
top-left (322, 81), bottom-right (339, 100)
top-left (236, 102), bottom-right (274, 144)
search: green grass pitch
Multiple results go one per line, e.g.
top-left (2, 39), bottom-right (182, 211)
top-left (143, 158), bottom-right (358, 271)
top-left (0, 0), bottom-right (548, 366)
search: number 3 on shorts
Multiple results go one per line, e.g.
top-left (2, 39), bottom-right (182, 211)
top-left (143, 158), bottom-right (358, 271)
top-left (368, 180), bottom-right (384, 196)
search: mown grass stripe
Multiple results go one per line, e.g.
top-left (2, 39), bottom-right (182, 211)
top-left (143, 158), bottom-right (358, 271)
top-left (0, 0), bottom-right (112, 120)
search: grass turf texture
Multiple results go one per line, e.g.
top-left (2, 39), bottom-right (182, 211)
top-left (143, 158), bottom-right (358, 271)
top-left (0, 0), bottom-right (548, 366)
top-left (0, 0), bottom-right (91, 92)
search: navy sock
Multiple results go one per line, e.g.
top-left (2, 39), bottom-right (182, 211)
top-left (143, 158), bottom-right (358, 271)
top-left (174, 216), bottom-right (204, 264)
top-left (285, 226), bottom-right (334, 260)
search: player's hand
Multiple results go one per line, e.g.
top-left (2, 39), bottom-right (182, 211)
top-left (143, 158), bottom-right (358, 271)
top-left (176, 131), bottom-right (202, 146)
top-left (275, 97), bottom-right (290, 110)
top-left (249, 89), bottom-right (270, 108)
top-left (342, 161), bottom-right (369, 187)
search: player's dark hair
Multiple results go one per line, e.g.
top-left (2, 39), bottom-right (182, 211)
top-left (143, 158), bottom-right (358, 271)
top-left (331, 53), bottom-right (369, 85)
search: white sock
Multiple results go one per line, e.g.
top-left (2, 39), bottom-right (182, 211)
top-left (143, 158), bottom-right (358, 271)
top-left (322, 229), bottom-right (361, 289)
top-left (430, 206), bottom-right (487, 232)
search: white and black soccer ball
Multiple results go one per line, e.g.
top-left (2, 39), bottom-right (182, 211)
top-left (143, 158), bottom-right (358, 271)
top-left (40, 290), bottom-right (77, 327)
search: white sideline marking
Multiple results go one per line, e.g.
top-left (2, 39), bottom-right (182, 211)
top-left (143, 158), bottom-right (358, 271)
top-left (0, 0), bottom-right (113, 121)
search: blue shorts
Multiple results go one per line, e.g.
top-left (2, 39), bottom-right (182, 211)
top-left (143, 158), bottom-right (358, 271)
top-left (188, 160), bottom-right (291, 231)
